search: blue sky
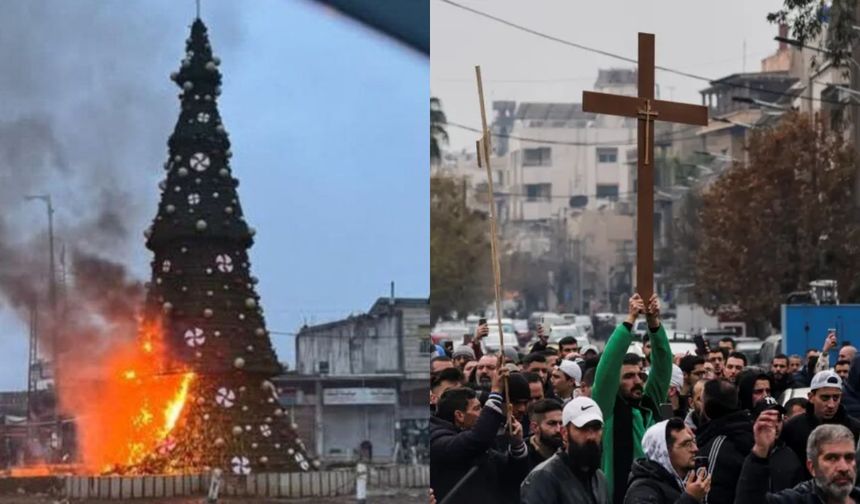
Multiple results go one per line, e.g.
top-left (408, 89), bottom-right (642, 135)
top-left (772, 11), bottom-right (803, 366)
top-left (0, 0), bottom-right (428, 388)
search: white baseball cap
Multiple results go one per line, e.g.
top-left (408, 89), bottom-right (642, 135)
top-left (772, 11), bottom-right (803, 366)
top-left (670, 364), bottom-right (684, 389)
top-left (558, 360), bottom-right (582, 385)
top-left (811, 370), bottom-right (843, 391)
top-left (562, 396), bottom-right (604, 428)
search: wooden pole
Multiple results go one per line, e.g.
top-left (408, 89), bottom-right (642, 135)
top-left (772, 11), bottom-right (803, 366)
top-left (475, 65), bottom-right (512, 434)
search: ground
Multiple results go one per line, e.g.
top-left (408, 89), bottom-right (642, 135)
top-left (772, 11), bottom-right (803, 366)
top-left (0, 487), bottom-right (428, 503)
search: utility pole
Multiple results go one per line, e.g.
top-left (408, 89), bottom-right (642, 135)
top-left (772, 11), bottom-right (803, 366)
top-left (25, 194), bottom-right (59, 459)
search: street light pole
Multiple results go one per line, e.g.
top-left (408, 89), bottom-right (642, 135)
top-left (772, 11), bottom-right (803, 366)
top-left (25, 194), bottom-right (59, 458)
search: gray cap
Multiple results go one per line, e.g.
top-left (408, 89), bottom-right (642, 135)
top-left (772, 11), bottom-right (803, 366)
top-left (451, 345), bottom-right (476, 360)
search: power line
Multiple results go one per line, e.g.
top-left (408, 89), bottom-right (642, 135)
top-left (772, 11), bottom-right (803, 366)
top-left (446, 121), bottom-right (705, 147)
top-left (437, 0), bottom-right (852, 108)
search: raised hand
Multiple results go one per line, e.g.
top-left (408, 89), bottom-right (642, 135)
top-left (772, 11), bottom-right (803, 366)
top-left (626, 293), bottom-right (645, 325)
top-left (823, 331), bottom-right (837, 352)
top-left (646, 293), bottom-right (661, 326)
top-left (752, 409), bottom-right (779, 458)
top-left (685, 469), bottom-right (712, 502)
top-left (491, 361), bottom-right (509, 394)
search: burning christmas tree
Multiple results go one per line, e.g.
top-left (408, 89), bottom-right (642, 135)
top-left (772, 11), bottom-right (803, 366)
top-left (132, 16), bottom-right (313, 475)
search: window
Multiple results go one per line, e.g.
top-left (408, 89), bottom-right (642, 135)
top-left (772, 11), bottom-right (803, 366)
top-left (525, 183), bottom-right (551, 202)
top-left (523, 147), bottom-right (551, 166)
top-left (597, 147), bottom-right (618, 163)
top-left (596, 184), bottom-right (619, 199)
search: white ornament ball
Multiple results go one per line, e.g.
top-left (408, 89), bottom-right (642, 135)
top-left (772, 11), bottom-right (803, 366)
top-left (166, 204), bottom-right (175, 214)
top-left (238, 313), bottom-right (246, 320)
top-left (156, 278), bottom-right (162, 285)
top-left (255, 328), bottom-right (266, 337)
top-left (224, 206), bottom-right (233, 214)
top-left (204, 94), bottom-right (212, 101)
top-left (267, 398), bottom-right (274, 404)
top-left (248, 227), bottom-right (257, 237)
top-left (213, 56), bottom-right (221, 65)
top-left (232, 426), bottom-right (243, 436)
top-left (158, 180), bottom-right (167, 190)
top-left (216, 125), bottom-right (225, 133)
top-left (177, 167), bottom-right (189, 177)
top-left (246, 345), bottom-right (254, 352)
top-left (274, 409), bottom-right (284, 417)
top-left (291, 423), bottom-right (298, 430)
top-left (260, 456), bottom-right (268, 464)
top-left (195, 351), bottom-right (202, 358)
top-left (245, 425), bottom-right (252, 432)
top-left (206, 267), bottom-right (213, 275)
top-left (162, 302), bottom-right (173, 313)
top-left (213, 191), bottom-right (220, 198)
top-left (287, 448), bottom-right (295, 455)
top-left (312, 460), bottom-right (320, 469)
top-left (251, 442), bottom-right (258, 449)
top-left (144, 228), bottom-right (153, 239)
top-left (274, 443), bottom-right (281, 449)
top-left (265, 417), bottom-right (272, 423)
top-left (206, 61), bottom-right (217, 71)
top-left (245, 298), bottom-right (256, 308)
top-left (196, 219), bottom-right (207, 231)
top-left (183, 81), bottom-right (193, 90)
top-left (234, 357), bottom-right (245, 369)
top-left (174, 155), bottom-right (182, 162)
top-left (197, 397), bottom-right (205, 406)
top-left (203, 308), bottom-right (213, 318)
top-left (219, 168), bottom-right (229, 177)
top-left (207, 290), bottom-right (213, 297)
top-left (242, 405), bottom-right (248, 412)
top-left (181, 286), bottom-right (188, 292)
top-left (239, 386), bottom-right (247, 392)
top-left (203, 413), bottom-right (210, 420)
top-left (214, 437), bottom-right (225, 447)
top-left (214, 331), bottom-right (221, 337)
top-left (170, 72), bottom-right (179, 81)
top-left (181, 246), bottom-right (188, 253)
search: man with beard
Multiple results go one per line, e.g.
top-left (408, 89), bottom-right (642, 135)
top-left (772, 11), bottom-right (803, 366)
top-left (593, 293), bottom-right (672, 504)
top-left (558, 336), bottom-right (579, 359)
top-left (749, 397), bottom-right (805, 492)
top-left (520, 397), bottom-right (609, 504)
top-left (430, 366), bottom-right (529, 504)
top-left (623, 418), bottom-right (712, 504)
top-left (706, 349), bottom-right (725, 379)
top-left (526, 399), bottom-right (564, 469)
top-left (736, 420), bottom-right (860, 503)
top-left (770, 354), bottom-right (796, 399)
top-left (523, 372), bottom-right (545, 406)
top-left (451, 345), bottom-right (475, 370)
top-left (835, 360), bottom-right (851, 381)
top-left (523, 353), bottom-right (550, 385)
top-left (723, 352), bottom-right (747, 383)
top-left (474, 354), bottom-right (498, 391)
top-left (780, 370), bottom-right (860, 480)
top-left (788, 354), bottom-right (803, 375)
top-left (685, 379), bottom-right (706, 434)
top-left (695, 379), bottom-right (753, 504)
top-left (738, 370), bottom-right (773, 412)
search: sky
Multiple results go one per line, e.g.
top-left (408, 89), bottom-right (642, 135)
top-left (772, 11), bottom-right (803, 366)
top-left (432, 0), bottom-right (785, 151)
top-left (0, 0), bottom-right (428, 389)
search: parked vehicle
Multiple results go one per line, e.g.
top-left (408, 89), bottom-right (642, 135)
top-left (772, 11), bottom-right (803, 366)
top-left (482, 325), bottom-right (520, 353)
top-left (547, 324), bottom-right (589, 349)
top-left (431, 321), bottom-right (469, 345)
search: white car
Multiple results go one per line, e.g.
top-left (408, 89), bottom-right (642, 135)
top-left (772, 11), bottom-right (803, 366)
top-left (431, 321), bottom-right (469, 344)
top-left (548, 324), bottom-right (589, 349)
top-left (482, 326), bottom-right (519, 353)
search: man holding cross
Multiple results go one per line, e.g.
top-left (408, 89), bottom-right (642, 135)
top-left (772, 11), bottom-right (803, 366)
top-left (582, 32), bottom-right (708, 504)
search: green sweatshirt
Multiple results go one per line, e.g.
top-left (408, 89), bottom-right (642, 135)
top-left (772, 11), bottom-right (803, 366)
top-left (592, 322), bottom-right (672, 502)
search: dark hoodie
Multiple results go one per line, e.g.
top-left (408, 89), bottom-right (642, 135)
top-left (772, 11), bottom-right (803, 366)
top-left (624, 459), bottom-right (698, 504)
top-left (696, 410), bottom-right (754, 504)
top-left (841, 354), bottom-right (860, 419)
top-left (780, 400), bottom-right (860, 480)
top-left (738, 371), bottom-right (773, 412)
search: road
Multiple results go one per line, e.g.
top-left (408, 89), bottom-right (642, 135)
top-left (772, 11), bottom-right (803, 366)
top-left (0, 487), bottom-right (428, 503)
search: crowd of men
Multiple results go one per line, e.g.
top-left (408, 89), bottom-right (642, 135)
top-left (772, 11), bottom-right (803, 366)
top-left (429, 293), bottom-right (860, 503)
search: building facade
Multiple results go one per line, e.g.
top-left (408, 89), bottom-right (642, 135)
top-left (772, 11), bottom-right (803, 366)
top-left (274, 297), bottom-right (430, 465)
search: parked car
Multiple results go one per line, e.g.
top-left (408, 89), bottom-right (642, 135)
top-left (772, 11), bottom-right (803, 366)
top-left (431, 321), bottom-right (469, 345)
top-left (482, 325), bottom-right (520, 353)
top-left (548, 324), bottom-right (589, 349)
top-left (780, 387), bottom-right (810, 406)
top-left (736, 339), bottom-right (765, 365)
top-left (759, 334), bottom-right (782, 366)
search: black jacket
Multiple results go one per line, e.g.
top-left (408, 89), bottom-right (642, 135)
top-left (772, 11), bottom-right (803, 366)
top-left (780, 401), bottom-right (860, 479)
top-left (766, 441), bottom-right (805, 492)
top-left (520, 451), bottom-right (609, 504)
top-left (769, 372), bottom-right (796, 401)
top-left (736, 452), bottom-right (860, 504)
top-left (695, 409), bottom-right (754, 504)
top-left (841, 355), bottom-right (860, 419)
top-left (429, 395), bottom-right (530, 504)
top-left (623, 458), bottom-right (698, 504)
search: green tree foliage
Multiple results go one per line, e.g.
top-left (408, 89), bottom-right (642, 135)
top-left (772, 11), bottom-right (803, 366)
top-left (431, 97), bottom-right (448, 165)
top-left (694, 113), bottom-right (860, 322)
top-left (768, 0), bottom-right (858, 68)
top-left (430, 175), bottom-right (491, 322)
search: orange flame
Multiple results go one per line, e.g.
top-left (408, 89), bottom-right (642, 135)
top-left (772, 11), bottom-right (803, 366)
top-left (59, 319), bottom-right (195, 472)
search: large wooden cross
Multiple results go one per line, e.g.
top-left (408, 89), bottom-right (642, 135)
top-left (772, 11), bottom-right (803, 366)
top-left (582, 33), bottom-right (708, 302)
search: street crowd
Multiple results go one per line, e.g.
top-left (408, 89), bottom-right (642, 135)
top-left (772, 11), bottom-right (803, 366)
top-left (429, 294), bottom-right (860, 504)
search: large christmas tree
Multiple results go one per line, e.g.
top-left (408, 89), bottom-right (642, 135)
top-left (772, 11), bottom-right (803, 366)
top-left (139, 17), bottom-right (312, 475)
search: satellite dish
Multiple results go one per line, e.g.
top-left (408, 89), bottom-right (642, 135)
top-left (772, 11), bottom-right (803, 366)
top-left (569, 195), bottom-right (588, 208)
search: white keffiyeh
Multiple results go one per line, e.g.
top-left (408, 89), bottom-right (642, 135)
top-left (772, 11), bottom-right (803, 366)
top-left (642, 420), bottom-right (686, 491)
